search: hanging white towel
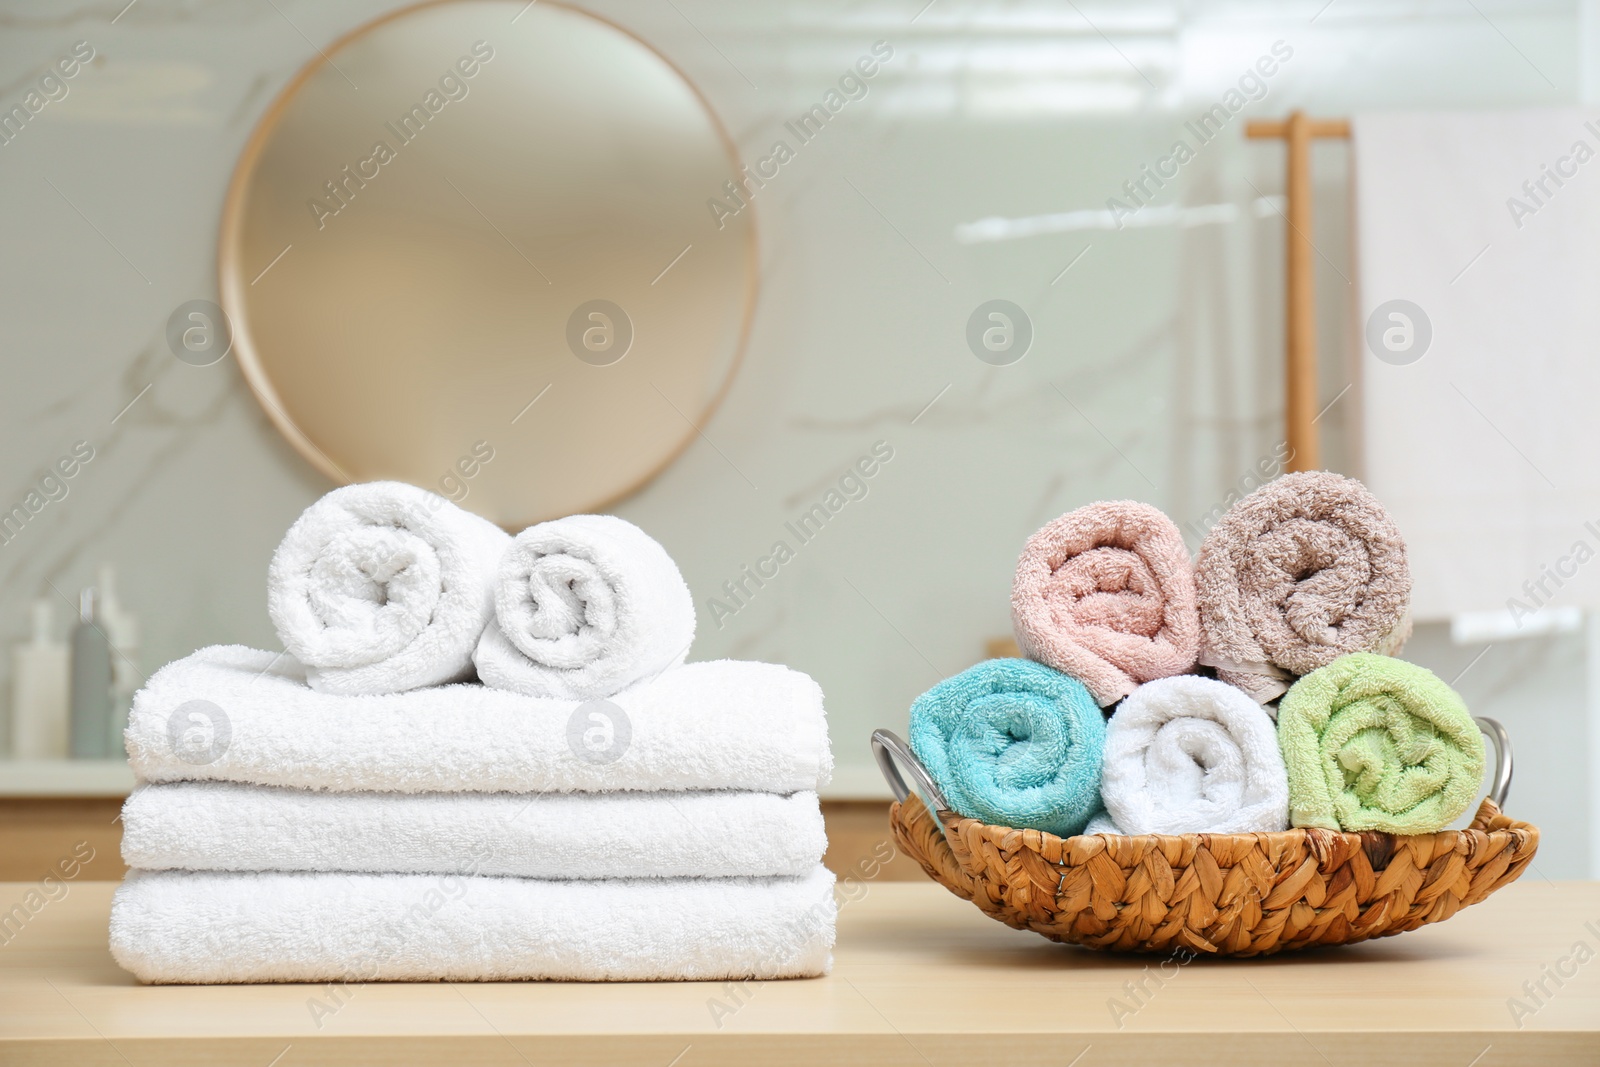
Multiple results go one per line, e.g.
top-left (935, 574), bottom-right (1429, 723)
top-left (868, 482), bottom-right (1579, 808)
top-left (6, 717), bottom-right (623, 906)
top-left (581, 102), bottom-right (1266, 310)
top-left (110, 866), bottom-right (836, 983)
top-left (1353, 110), bottom-right (1600, 619)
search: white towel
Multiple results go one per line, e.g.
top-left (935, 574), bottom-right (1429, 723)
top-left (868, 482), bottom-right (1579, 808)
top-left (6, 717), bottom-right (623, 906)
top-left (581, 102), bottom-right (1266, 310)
top-left (474, 515), bottom-right (696, 699)
top-left (110, 866), bottom-right (836, 983)
top-left (1084, 810), bottom-right (1123, 835)
top-left (1095, 674), bottom-right (1288, 835)
top-left (268, 482), bottom-right (511, 695)
top-left (121, 782), bottom-right (825, 879)
top-left (1353, 111), bottom-right (1600, 618)
top-left (125, 646), bottom-right (832, 793)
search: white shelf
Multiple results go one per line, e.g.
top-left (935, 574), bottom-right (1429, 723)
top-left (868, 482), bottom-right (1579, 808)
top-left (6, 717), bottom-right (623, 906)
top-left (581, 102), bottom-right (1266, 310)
top-left (0, 759), bottom-right (135, 797)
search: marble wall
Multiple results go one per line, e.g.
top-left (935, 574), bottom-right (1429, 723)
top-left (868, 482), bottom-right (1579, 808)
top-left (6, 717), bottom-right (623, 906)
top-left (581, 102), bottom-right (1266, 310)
top-left (1, 0), bottom-right (1594, 872)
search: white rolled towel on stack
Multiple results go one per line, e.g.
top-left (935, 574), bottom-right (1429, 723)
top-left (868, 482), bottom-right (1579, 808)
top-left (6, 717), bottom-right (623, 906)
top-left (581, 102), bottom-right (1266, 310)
top-left (1086, 674), bottom-right (1289, 836)
top-left (268, 482), bottom-right (511, 695)
top-left (474, 514), bottom-right (696, 699)
top-left (122, 783), bottom-right (826, 879)
top-left (111, 866), bottom-right (837, 984)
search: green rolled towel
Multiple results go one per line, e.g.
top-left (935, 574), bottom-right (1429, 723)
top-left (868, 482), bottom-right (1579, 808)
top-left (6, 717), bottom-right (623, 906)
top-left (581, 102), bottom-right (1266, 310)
top-left (1278, 653), bottom-right (1484, 834)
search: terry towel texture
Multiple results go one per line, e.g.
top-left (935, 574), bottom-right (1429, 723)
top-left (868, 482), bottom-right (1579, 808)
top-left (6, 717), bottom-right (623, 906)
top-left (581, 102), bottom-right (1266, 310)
top-left (267, 482), bottom-right (511, 695)
top-left (1011, 501), bottom-right (1200, 707)
top-left (122, 782), bottom-right (825, 879)
top-left (1092, 675), bottom-right (1287, 836)
top-left (474, 515), bottom-right (696, 699)
top-left (110, 866), bottom-right (837, 984)
top-left (125, 646), bottom-right (832, 794)
top-left (1277, 653), bottom-right (1484, 833)
top-left (909, 658), bottom-right (1106, 837)
top-left (1195, 471), bottom-right (1412, 705)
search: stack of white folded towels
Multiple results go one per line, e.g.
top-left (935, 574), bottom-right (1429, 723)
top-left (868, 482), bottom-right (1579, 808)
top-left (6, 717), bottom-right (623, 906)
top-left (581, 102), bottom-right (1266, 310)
top-left (110, 482), bottom-right (835, 984)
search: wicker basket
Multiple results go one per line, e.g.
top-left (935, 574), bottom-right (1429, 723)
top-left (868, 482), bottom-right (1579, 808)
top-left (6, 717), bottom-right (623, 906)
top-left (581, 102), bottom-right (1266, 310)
top-left (871, 719), bottom-right (1538, 957)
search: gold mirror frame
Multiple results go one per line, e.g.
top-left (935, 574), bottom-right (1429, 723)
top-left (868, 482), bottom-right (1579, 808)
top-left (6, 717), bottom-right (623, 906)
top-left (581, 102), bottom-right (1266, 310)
top-left (219, 0), bottom-right (757, 527)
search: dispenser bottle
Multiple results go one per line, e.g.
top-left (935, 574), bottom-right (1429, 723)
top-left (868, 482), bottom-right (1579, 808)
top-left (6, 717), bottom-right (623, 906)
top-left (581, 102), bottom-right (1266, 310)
top-left (68, 587), bottom-right (113, 759)
top-left (97, 564), bottom-right (138, 755)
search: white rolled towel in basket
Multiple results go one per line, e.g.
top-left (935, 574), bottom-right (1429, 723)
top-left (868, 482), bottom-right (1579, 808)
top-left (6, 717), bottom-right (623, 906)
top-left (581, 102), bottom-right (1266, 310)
top-left (1086, 674), bottom-right (1289, 836)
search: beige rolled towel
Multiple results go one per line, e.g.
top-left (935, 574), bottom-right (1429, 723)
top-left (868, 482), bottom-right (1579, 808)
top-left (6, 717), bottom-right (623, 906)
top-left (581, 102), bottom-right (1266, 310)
top-left (1195, 471), bottom-right (1411, 705)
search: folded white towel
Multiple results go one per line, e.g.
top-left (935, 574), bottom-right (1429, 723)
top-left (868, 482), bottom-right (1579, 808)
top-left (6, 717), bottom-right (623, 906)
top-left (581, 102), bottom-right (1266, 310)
top-left (125, 646), bottom-right (831, 793)
top-left (121, 782), bottom-right (825, 879)
top-left (1096, 674), bottom-right (1288, 835)
top-left (111, 866), bottom-right (836, 983)
top-left (474, 515), bottom-right (696, 699)
top-left (268, 482), bottom-right (511, 695)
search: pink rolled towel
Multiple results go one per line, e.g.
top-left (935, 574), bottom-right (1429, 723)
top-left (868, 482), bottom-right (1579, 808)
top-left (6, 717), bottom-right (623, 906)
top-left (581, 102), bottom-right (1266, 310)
top-left (1195, 471), bottom-right (1412, 705)
top-left (1010, 501), bottom-right (1200, 707)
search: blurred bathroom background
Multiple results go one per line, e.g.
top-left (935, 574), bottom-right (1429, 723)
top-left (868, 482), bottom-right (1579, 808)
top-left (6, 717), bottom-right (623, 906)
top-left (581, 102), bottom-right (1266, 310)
top-left (1, 0), bottom-right (1596, 877)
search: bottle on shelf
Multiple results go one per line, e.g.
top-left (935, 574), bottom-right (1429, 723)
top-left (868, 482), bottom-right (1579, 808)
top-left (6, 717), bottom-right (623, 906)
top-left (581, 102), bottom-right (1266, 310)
top-left (11, 599), bottom-right (70, 759)
top-left (68, 587), bottom-right (113, 760)
top-left (97, 563), bottom-right (139, 756)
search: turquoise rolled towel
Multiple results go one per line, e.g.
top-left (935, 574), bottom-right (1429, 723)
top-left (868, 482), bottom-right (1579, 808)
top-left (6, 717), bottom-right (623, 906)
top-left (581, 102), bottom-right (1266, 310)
top-left (908, 658), bottom-right (1106, 836)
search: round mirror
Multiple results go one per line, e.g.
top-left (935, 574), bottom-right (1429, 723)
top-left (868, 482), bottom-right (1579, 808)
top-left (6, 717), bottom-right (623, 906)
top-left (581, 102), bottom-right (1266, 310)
top-left (220, 0), bottom-right (756, 527)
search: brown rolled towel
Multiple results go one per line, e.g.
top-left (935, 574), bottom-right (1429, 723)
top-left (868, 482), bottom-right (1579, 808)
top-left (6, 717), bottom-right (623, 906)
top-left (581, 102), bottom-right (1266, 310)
top-left (1194, 471), bottom-right (1411, 705)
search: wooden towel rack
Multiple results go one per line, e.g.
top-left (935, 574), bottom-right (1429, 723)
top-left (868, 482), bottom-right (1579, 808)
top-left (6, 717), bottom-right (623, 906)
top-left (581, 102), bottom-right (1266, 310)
top-left (1246, 111), bottom-right (1350, 473)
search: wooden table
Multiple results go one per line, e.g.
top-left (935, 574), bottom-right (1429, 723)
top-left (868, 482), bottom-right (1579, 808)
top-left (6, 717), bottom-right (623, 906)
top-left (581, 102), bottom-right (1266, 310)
top-left (2, 879), bottom-right (1597, 1065)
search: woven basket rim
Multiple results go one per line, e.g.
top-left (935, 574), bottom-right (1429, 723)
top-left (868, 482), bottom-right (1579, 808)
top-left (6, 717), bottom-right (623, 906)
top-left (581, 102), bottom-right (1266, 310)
top-left (924, 796), bottom-right (1537, 852)
top-left (889, 793), bottom-right (1540, 956)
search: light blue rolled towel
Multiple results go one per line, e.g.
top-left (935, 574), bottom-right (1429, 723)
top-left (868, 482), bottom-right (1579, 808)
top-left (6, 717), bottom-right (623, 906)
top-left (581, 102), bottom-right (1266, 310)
top-left (909, 658), bottom-right (1106, 836)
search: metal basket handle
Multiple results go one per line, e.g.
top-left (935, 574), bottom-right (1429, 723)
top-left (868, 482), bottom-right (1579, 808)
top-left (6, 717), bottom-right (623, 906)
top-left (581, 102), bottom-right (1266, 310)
top-left (873, 717), bottom-right (1513, 813)
top-left (1475, 716), bottom-right (1513, 806)
top-left (871, 729), bottom-right (950, 812)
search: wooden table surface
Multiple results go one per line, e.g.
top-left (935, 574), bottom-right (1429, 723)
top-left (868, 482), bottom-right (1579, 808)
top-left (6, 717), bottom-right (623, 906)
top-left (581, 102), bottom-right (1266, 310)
top-left (2, 878), bottom-right (1597, 1066)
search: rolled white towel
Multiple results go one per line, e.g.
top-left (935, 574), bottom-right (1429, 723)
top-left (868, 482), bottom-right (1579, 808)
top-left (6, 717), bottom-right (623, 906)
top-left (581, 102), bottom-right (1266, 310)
top-left (121, 782), bottom-right (826, 879)
top-left (125, 646), bottom-right (831, 794)
top-left (1083, 810), bottom-right (1122, 835)
top-left (111, 867), bottom-right (837, 983)
top-left (474, 514), bottom-right (695, 699)
top-left (1098, 674), bottom-right (1288, 835)
top-left (268, 482), bottom-right (511, 695)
